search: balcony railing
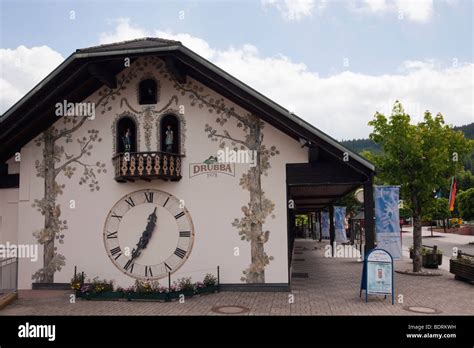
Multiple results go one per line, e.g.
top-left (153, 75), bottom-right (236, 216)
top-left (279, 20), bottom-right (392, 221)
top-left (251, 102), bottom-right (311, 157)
top-left (113, 151), bottom-right (183, 182)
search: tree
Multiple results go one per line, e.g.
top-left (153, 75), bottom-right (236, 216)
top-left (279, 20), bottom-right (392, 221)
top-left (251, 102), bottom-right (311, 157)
top-left (368, 101), bottom-right (473, 272)
top-left (456, 170), bottom-right (474, 191)
top-left (399, 205), bottom-right (412, 221)
top-left (423, 198), bottom-right (450, 235)
top-left (295, 214), bottom-right (309, 226)
top-left (32, 66), bottom-right (139, 282)
top-left (458, 188), bottom-right (474, 221)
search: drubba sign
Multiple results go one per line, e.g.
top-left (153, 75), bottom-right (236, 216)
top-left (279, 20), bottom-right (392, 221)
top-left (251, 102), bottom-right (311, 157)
top-left (360, 249), bottom-right (394, 304)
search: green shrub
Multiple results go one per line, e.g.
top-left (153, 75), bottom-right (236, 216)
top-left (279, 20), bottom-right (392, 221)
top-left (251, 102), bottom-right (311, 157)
top-left (203, 273), bottom-right (217, 287)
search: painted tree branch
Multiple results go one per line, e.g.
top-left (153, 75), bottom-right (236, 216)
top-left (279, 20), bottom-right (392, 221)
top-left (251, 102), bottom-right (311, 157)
top-left (211, 131), bottom-right (249, 148)
top-left (171, 79), bottom-right (252, 128)
top-left (54, 138), bottom-right (91, 177)
top-left (54, 117), bottom-right (87, 141)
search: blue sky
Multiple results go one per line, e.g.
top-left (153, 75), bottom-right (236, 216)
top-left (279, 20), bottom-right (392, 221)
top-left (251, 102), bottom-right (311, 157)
top-left (1, 0), bottom-right (473, 139)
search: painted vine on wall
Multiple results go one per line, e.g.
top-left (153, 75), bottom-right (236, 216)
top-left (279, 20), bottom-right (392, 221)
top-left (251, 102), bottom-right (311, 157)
top-left (31, 65), bottom-right (139, 283)
top-left (170, 75), bottom-right (279, 283)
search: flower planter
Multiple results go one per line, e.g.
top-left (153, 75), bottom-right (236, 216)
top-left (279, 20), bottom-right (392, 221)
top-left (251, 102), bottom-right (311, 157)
top-left (196, 285), bottom-right (218, 295)
top-left (450, 259), bottom-right (474, 282)
top-left (70, 271), bottom-right (220, 302)
top-left (409, 250), bottom-right (442, 268)
top-left (126, 292), bottom-right (168, 301)
top-left (422, 254), bottom-right (443, 269)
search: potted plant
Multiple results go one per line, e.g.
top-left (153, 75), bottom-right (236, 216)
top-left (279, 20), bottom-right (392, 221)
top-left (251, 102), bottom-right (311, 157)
top-left (409, 246), bottom-right (415, 260)
top-left (409, 246), bottom-right (443, 268)
top-left (167, 282), bottom-right (183, 300)
top-left (421, 247), bottom-right (443, 269)
top-left (79, 284), bottom-right (92, 298)
top-left (127, 280), bottom-right (167, 301)
top-left (450, 218), bottom-right (463, 228)
top-left (178, 277), bottom-right (196, 298)
top-left (83, 277), bottom-right (120, 300)
top-left (70, 272), bottom-right (86, 298)
top-left (196, 273), bottom-right (218, 294)
top-left (450, 252), bottom-right (474, 282)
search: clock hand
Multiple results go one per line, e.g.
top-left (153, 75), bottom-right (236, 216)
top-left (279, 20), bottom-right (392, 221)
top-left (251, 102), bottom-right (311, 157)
top-left (131, 207), bottom-right (158, 261)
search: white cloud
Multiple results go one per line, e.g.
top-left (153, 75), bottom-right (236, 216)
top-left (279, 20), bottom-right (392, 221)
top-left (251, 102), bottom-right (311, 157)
top-left (364, 0), bottom-right (389, 13)
top-left (399, 59), bottom-right (438, 71)
top-left (0, 45), bottom-right (64, 113)
top-left (261, 0), bottom-right (327, 21)
top-left (154, 30), bottom-right (216, 60)
top-left (356, 0), bottom-right (435, 23)
top-left (262, 0), bottom-right (447, 24)
top-left (99, 20), bottom-right (217, 60)
top-left (99, 18), bottom-right (150, 44)
top-left (396, 0), bottom-right (434, 23)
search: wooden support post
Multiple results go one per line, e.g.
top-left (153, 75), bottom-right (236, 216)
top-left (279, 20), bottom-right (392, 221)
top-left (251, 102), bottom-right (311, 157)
top-left (364, 178), bottom-right (376, 255)
top-left (329, 205), bottom-right (335, 256)
top-left (308, 213), bottom-right (312, 239)
top-left (318, 211), bottom-right (322, 242)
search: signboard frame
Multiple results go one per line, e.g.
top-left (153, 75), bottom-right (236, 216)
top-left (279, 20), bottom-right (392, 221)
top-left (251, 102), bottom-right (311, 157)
top-left (360, 248), bottom-right (394, 305)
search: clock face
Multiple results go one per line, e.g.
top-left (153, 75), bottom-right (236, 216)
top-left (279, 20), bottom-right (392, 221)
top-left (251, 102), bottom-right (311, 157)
top-left (103, 189), bottom-right (194, 280)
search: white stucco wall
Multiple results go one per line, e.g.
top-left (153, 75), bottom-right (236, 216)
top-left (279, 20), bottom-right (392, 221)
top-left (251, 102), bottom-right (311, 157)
top-left (0, 188), bottom-right (19, 246)
top-left (15, 56), bottom-right (307, 289)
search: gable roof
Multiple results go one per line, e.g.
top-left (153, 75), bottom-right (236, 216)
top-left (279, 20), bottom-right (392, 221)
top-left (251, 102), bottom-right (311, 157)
top-left (0, 38), bottom-right (374, 174)
top-left (76, 37), bottom-right (181, 53)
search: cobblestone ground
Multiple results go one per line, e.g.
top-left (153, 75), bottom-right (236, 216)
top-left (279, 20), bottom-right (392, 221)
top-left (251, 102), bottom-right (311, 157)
top-left (1, 239), bottom-right (473, 316)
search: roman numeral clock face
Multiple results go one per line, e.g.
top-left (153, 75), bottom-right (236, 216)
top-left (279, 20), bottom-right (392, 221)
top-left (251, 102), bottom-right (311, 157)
top-left (103, 189), bottom-right (194, 280)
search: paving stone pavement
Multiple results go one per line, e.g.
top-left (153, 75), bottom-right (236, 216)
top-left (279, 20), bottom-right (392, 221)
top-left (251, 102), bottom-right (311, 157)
top-left (1, 239), bottom-right (472, 316)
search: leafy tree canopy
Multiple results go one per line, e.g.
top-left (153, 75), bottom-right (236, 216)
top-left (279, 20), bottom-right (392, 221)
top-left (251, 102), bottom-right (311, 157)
top-left (368, 101), bottom-right (472, 216)
top-left (458, 188), bottom-right (474, 221)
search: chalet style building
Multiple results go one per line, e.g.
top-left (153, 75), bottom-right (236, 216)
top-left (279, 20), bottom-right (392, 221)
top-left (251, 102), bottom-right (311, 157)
top-left (0, 38), bottom-right (375, 291)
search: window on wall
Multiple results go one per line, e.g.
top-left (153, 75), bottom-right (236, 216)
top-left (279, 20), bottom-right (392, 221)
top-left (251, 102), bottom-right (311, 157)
top-left (160, 114), bottom-right (180, 154)
top-left (117, 117), bottom-right (137, 153)
top-left (138, 79), bottom-right (157, 105)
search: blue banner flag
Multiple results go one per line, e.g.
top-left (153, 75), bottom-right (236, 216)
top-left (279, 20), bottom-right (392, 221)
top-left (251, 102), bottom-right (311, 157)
top-left (374, 186), bottom-right (402, 260)
top-left (321, 212), bottom-right (330, 239)
top-left (334, 206), bottom-right (348, 243)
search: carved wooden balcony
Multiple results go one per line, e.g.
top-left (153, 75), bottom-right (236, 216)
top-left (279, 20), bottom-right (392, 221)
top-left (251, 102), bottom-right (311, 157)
top-left (113, 151), bottom-right (183, 182)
